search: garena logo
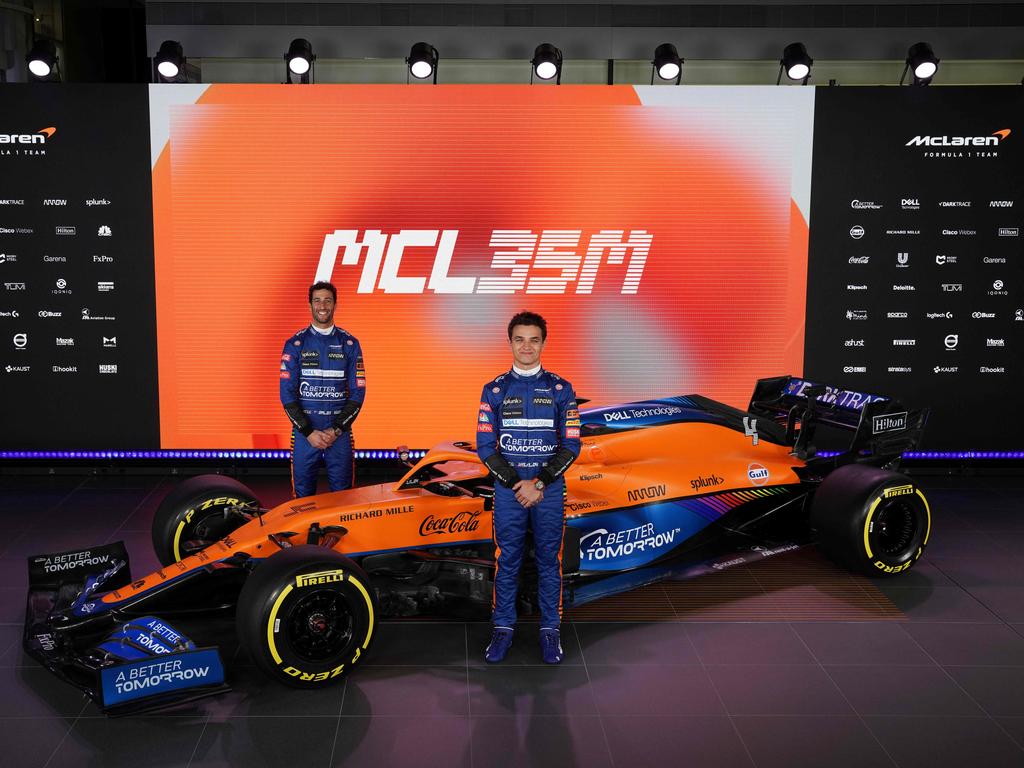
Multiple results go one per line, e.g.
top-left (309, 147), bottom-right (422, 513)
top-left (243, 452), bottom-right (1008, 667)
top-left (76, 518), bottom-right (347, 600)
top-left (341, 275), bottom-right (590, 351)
top-left (905, 128), bottom-right (1010, 147)
top-left (0, 127), bottom-right (56, 145)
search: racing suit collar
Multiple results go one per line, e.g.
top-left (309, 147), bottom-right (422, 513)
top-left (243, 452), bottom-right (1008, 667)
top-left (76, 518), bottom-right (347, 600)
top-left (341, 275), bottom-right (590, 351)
top-left (310, 324), bottom-right (336, 335)
top-left (511, 364), bottom-right (542, 378)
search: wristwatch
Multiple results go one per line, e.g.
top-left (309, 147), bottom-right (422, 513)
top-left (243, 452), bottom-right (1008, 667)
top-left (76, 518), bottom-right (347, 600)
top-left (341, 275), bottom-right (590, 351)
top-left (534, 479), bottom-right (545, 492)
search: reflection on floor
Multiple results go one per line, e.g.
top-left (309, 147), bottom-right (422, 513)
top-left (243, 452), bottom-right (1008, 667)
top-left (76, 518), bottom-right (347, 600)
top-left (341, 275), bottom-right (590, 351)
top-left (0, 472), bottom-right (1022, 767)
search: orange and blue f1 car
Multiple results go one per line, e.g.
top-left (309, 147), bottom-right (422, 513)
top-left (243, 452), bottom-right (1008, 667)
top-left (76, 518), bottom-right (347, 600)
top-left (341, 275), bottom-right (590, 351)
top-left (24, 376), bottom-right (931, 713)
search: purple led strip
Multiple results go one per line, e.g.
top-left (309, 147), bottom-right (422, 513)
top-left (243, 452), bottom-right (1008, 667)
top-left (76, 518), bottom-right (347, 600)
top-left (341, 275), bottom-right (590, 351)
top-left (0, 449), bottom-right (430, 460)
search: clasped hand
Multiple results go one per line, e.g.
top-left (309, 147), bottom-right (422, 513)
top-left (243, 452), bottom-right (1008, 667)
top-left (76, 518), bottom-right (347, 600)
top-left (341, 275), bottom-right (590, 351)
top-left (513, 479), bottom-right (544, 508)
top-left (306, 429), bottom-right (338, 450)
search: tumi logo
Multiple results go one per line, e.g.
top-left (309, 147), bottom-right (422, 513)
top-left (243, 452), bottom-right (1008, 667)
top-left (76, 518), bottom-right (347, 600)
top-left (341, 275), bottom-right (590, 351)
top-left (905, 129), bottom-right (1009, 147)
top-left (941, 283), bottom-right (963, 292)
top-left (0, 126), bottom-right (55, 144)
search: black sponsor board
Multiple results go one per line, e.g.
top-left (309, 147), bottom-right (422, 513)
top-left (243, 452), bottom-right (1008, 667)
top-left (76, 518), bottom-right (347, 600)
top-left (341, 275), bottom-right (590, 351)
top-left (807, 87), bottom-right (1022, 450)
top-left (0, 85), bottom-right (158, 449)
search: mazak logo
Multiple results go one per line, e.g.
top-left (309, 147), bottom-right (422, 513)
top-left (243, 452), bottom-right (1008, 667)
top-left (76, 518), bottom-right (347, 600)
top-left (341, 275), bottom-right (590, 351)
top-left (872, 412), bottom-right (907, 435)
top-left (941, 283), bottom-right (963, 292)
top-left (905, 128), bottom-right (1010, 147)
top-left (998, 227), bottom-right (1018, 237)
top-left (901, 198), bottom-right (920, 210)
top-left (850, 200), bottom-right (882, 210)
top-left (944, 334), bottom-right (959, 350)
top-left (935, 254), bottom-right (957, 265)
top-left (315, 228), bottom-right (653, 295)
top-left (848, 256), bottom-right (870, 264)
top-left (55, 337), bottom-right (74, 346)
top-left (846, 309), bottom-right (868, 320)
top-left (844, 339), bottom-right (865, 347)
top-left (849, 225), bottom-right (865, 239)
top-left (987, 338), bottom-right (1005, 347)
top-left (887, 311), bottom-right (909, 319)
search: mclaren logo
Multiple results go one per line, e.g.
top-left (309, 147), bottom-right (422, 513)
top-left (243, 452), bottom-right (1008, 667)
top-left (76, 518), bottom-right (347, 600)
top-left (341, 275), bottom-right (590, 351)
top-left (295, 569), bottom-right (347, 588)
top-left (0, 127), bottom-right (56, 144)
top-left (905, 128), bottom-right (1009, 147)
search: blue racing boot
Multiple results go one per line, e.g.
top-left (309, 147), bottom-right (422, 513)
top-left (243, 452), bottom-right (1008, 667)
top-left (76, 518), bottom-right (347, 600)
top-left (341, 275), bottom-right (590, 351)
top-left (485, 627), bottom-right (514, 663)
top-left (540, 627), bottom-right (563, 664)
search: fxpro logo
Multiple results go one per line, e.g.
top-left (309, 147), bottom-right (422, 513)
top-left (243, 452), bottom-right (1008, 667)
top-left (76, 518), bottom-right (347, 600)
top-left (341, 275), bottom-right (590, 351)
top-left (0, 126), bottom-right (56, 145)
top-left (905, 128), bottom-right (1010, 147)
top-left (314, 228), bottom-right (653, 295)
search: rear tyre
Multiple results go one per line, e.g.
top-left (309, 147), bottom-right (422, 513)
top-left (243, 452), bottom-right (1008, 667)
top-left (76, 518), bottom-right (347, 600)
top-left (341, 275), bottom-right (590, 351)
top-left (811, 464), bottom-right (931, 577)
top-left (151, 475), bottom-right (260, 566)
top-left (236, 545), bottom-right (377, 687)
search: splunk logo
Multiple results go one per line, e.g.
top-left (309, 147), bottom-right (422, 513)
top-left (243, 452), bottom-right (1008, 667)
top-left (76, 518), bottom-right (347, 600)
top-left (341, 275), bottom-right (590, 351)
top-left (314, 228), bottom-right (653, 295)
top-left (0, 126), bottom-right (55, 145)
top-left (905, 128), bottom-right (1010, 147)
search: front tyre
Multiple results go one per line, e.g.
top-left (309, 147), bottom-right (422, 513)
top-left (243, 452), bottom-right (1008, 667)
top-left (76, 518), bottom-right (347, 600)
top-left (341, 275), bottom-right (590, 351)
top-left (236, 545), bottom-right (377, 687)
top-left (151, 475), bottom-right (260, 566)
top-left (811, 464), bottom-right (931, 577)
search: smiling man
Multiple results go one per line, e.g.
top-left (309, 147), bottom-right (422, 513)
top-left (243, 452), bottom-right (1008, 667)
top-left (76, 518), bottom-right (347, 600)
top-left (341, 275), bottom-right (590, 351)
top-left (476, 311), bottom-right (581, 664)
top-left (279, 281), bottom-right (366, 497)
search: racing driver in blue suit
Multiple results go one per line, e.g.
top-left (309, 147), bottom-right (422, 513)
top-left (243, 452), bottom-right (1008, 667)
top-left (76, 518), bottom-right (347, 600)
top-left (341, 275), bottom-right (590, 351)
top-left (477, 311), bottom-right (581, 664)
top-left (280, 281), bottom-right (366, 498)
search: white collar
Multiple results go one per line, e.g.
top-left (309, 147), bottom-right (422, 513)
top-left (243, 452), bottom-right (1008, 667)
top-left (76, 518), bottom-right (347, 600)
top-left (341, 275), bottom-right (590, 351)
top-left (512, 364), bottom-right (541, 376)
top-left (310, 324), bottom-right (335, 335)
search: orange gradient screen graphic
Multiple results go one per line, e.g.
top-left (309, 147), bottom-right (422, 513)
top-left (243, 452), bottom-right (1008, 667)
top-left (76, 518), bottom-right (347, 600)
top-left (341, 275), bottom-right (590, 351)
top-left (151, 86), bottom-right (809, 449)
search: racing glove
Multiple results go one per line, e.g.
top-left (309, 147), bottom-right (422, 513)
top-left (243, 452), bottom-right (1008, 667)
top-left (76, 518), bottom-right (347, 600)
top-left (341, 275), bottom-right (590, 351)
top-left (536, 447), bottom-right (578, 487)
top-left (283, 402), bottom-right (314, 437)
top-left (332, 401), bottom-right (362, 432)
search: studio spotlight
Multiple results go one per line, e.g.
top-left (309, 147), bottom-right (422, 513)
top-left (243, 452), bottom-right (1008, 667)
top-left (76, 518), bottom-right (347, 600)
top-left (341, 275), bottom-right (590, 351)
top-left (285, 38), bottom-right (316, 84)
top-left (407, 42), bottom-right (439, 83)
top-left (778, 42), bottom-right (812, 85)
top-left (531, 43), bottom-right (563, 84)
top-left (902, 42), bottom-right (939, 85)
top-left (26, 39), bottom-right (59, 81)
top-left (154, 40), bottom-right (185, 83)
top-left (652, 43), bottom-right (683, 84)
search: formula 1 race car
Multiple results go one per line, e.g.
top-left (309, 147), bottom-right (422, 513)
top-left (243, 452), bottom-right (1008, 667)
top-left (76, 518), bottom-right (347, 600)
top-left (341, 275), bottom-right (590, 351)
top-left (24, 375), bottom-right (931, 713)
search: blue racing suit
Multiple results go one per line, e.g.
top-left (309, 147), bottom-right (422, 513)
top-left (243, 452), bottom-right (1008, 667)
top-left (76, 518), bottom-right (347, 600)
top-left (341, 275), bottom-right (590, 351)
top-left (477, 368), bottom-right (581, 629)
top-left (280, 325), bottom-right (366, 497)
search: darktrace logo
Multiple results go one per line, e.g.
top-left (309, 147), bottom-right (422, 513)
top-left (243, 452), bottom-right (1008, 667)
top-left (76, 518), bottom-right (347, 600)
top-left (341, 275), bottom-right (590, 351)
top-left (0, 127), bottom-right (55, 157)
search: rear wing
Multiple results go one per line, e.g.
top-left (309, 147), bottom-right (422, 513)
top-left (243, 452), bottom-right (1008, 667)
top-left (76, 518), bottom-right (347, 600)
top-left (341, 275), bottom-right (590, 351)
top-left (747, 375), bottom-right (928, 464)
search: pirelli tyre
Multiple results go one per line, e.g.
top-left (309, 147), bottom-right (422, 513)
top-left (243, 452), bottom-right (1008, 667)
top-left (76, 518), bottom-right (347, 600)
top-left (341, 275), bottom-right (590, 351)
top-left (151, 475), bottom-right (260, 567)
top-left (236, 545), bottom-right (377, 687)
top-left (811, 463), bottom-right (931, 577)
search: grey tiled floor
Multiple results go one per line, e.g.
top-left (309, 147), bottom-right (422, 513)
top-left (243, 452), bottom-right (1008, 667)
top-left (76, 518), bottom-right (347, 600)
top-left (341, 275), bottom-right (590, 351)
top-left (0, 472), bottom-right (1023, 767)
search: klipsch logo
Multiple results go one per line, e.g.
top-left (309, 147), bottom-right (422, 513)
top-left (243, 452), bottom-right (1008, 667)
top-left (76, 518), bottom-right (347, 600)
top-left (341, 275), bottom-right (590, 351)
top-left (905, 128), bottom-right (1010, 147)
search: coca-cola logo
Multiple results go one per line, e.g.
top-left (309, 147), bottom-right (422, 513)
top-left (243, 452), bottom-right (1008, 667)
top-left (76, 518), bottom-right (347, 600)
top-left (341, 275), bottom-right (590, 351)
top-left (418, 510), bottom-right (481, 537)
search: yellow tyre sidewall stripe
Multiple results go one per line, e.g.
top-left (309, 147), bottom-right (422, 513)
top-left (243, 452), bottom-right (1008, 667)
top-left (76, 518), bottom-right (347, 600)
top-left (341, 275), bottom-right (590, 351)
top-left (864, 486), bottom-right (932, 562)
top-left (863, 496), bottom-right (882, 559)
top-left (172, 521), bottom-right (187, 562)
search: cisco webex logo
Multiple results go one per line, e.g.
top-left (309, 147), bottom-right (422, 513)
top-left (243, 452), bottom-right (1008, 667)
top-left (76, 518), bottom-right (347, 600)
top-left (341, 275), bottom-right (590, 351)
top-left (905, 128), bottom-right (1010, 147)
top-left (0, 127), bottom-right (56, 145)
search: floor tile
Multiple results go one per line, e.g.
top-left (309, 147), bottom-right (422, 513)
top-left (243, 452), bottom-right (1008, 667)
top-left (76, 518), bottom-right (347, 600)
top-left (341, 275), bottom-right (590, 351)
top-left (190, 716), bottom-right (338, 767)
top-left (734, 715), bottom-right (893, 768)
top-left (0, 666), bottom-right (90, 718)
top-left (47, 716), bottom-right (206, 768)
top-left (903, 622), bottom-right (1024, 666)
top-left (931, 556), bottom-right (1024, 588)
top-left (793, 622), bottom-right (933, 665)
top-left (875, 587), bottom-right (1000, 622)
top-left (588, 664), bottom-right (724, 716)
top-left (331, 716), bottom-right (472, 768)
top-left (343, 666), bottom-right (469, 716)
top-left (964, 586), bottom-right (1024, 622)
top-left (197, 665), bottom-right (347, 719)
top-left (946, 667), bottom-right (1024, 717)
top-left (602, 715), bottom-right (753, 768)
top-left (0, 716), bottom-right (77, 767)
top-left (865, 715), bottom-right (1024, 768)
top-left (469, 665), bottom-right (596, 716)
top-left (995, 716), bottom-right (1024, 750)
top-left (706, 664), bottom-right (853, 716)
top-left (365, 622), bottom-right (467, 667)
top-left (468, 715), bottom-right (611, 768)
top-left (685, 622), bottom-right (814, 665)
top-left (574, 621), bottom-right (700, 665)
top-left (825, 664), bottom-right (985, 716)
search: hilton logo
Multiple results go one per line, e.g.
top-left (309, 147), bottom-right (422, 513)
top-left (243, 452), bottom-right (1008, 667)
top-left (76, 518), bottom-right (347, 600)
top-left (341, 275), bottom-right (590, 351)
top-left (872, 412), bottom-right (908, 435)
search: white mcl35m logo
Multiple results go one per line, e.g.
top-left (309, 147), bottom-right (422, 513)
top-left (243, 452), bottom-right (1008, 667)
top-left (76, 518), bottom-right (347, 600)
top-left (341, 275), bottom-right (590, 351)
top-left (315, 229), bottom-right (653, 294)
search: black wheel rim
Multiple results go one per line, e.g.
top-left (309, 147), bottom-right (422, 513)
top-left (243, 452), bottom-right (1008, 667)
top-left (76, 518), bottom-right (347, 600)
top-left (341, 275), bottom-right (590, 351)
top-left (180, 511), bottom-right (244, 557)
top-left (873, 500), bottom-right (917, 556)
top-left (286, 590), bottom-right (355, 663)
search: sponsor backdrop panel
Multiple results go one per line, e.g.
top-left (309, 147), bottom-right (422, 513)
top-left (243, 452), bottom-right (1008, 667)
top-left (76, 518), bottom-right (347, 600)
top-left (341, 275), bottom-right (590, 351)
top-left (150, 85), bottom-right (813, 450)
top-left (0, 85), bottom-right (159, 449)
top-left (807, 86), bottom-right (1022, 450)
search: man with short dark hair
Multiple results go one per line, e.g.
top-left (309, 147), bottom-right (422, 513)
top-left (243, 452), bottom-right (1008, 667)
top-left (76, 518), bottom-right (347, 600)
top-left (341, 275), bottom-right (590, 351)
top-left (476, 311), bottom-right (581, 663)
top-left (279, 281), bottom-right (366, 497)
